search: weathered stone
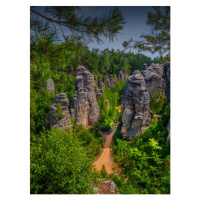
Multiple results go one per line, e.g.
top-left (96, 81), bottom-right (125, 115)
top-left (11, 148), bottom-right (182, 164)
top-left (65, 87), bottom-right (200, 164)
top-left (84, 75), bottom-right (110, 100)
top-left (104, 74), bottom-right (119, 89)
top-left (70, 65), bottom-right (99, 128)
top-left (45, 93), bottom-right (71, 129)
top-left (45, 78), bottom-right (55, 93)
top-left (142, 63), bottom-right (148, 70)
top-left (121, 63), bottom-right (170, 139)
top-left (142, 64), bottom-right (165, 99)
top-left (95, 78), bottom-right (105, 99)
top-left (121, 71), bottom-right (151, 139)
top-left (104, 75), bottom-right (110, 88)
top-left (97, 78), bottom-right (105, 89)
top-left (96, 89), bottom-right (104, 98)
top-left (118, 70), bottom-right (129, 80)
top-left (94, 179), bottom-right (119, 194)
top-left (128, 88), bottom-right (151, 139)
top-left (151, 63), bottom-right (164, 77)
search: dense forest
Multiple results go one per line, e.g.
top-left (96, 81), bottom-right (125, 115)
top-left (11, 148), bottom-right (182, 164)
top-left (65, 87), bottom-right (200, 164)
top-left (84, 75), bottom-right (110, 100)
top-left (30, 6), bottom-right (170, 194)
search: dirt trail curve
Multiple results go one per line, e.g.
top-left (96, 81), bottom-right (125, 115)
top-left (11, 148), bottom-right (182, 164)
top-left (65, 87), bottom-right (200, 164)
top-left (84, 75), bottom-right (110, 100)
top-left (94, 123), bottom-right (120, 175)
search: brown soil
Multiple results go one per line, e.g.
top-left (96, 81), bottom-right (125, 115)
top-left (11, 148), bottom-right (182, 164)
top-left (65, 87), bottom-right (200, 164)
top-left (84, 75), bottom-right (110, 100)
top-left (94, 124), bottom-right (121, 175)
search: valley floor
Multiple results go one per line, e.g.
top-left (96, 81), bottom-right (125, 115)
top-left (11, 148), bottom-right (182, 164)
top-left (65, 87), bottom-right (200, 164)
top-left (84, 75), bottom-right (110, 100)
top-left (93, 123), bottom-right (121, 175)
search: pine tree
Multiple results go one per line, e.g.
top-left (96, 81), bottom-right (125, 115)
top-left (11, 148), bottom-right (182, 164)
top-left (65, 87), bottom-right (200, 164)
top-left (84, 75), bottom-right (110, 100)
top-left (122, 6), bottom-right (170, 59)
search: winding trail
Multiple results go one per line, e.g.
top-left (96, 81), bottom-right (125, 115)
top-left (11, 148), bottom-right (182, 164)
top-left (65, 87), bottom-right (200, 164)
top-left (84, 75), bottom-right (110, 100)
top-left (94, 123), bottom-right (121, 175)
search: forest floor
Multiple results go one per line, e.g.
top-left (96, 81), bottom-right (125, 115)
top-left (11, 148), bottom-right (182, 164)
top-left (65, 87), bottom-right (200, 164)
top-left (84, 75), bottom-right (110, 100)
top-left (93, 122), bottom-right (122, 175)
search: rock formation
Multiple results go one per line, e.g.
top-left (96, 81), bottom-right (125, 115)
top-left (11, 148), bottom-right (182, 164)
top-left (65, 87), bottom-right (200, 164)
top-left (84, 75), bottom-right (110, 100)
top-left (97, 78), bottom-right (105, 89)
top-left (141, 64), bottom-right (165, 99)
top-left (45, 93), bottom-right (71, 129)
top-left (121, 70), bottom-right (151, 139)
top-left (103, 74), bottom-right (119, 89)
top-left (96, 89), bottom-right (104, 99)
top-left (118, 70), bottom-right (129, 80)
top-left (96, 78), bottom-right (105, 98)
top-left (121, 62), bottom-right (170, 139)
top-left (93, 179), bottom-right (119, 194)
top-left (70, 65), bottom-right (99, 128)
top-left (45, 78), bottom-right (55, 93)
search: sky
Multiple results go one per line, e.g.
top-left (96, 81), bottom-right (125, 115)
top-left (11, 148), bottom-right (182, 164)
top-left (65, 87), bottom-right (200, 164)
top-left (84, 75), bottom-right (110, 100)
top-left (79, 6), bottom-right (155, 57)
top-left (31, 6), bottom-right (165, 59)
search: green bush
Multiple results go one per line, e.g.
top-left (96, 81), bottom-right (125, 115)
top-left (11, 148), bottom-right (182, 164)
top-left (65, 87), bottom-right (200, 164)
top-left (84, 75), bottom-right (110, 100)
top-left (112, 104), bottom-right (170, 194)
top-left (149, 91), bottom-right (166, 114)
top-left (30, 128), bottom-right (98, 194)
top-left (55, 103), bottom-right (63, 120)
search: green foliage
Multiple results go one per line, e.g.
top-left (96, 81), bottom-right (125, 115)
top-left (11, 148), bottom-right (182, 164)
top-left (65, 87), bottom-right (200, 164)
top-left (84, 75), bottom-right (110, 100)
top-left (31, 6), bottom-right (125, 45)
top-left (112, 104), bottom-right (170, 194)
top-left (30, 88), bottom-right (55, 136)
top-left (150, 91), bottom-right (166, 114)
top-left (97, 86), bottom-right (118, 131)
top-left (55, 103), bottom-right (63, 120)
top-left (100, 165), bottom-right (108, 178)
top-left (113, 121), bottom-right (123, 144)
top-left (109, 173), bottom-right (138, 194)
top-left (123, 6), bottom-right (170, 61)
top-left (111, 80), bottom-right (126, 105)
top-left (30, 126), bottom-right (103, 194)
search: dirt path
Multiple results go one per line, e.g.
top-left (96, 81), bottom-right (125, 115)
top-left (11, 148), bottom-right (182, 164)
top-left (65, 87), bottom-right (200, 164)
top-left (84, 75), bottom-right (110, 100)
top-left (94, 124), bottom-right (121, 175)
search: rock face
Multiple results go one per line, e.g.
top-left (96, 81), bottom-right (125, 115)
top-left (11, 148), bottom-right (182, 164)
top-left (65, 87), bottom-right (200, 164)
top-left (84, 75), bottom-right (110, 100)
top-left (141, 64), bottom-right (165, 99)
top-left (45, 93), bottom-right (71, 129)
top-left (121, 70), bottom-right (151, 139)
top-left (93, 179), bottom-right (119, 194)
top-left (121, 62), bottom-right (170, 139)
top-left (97, 78), bottom-right (105, 89)
top-left (96, 78), bottom-right (105, 99)
top-left (96, 89), bottom-right (104, 99)
top-left (45, 78), bottom-right (55, 93)
top-left (103, 74), bottom-right (119, 89)
top-left (118, 70), bottom-right (129, 80)
top-left (70, 65), bottom-right (99, 128)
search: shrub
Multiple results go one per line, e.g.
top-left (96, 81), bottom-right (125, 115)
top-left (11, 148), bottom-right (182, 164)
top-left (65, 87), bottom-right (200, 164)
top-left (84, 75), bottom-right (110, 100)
top-left (55, 103), bottom-right (63, 120)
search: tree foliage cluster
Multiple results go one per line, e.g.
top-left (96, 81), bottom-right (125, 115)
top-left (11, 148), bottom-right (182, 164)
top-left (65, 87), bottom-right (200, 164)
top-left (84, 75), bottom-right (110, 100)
top-left (149, 91), bottom-right (166, 115)
top-left (122, 6), bottom-right (170, 61)
top-left (30, 125), bottom-right (103, 194)
top-left (112, 103), bottom-right (170, 194)
top-left (96, 79), bottom-right (126, 131)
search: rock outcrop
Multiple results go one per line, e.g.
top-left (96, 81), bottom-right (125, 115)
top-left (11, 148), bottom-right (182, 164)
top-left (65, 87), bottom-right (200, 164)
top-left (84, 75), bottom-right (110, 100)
top-left (45, 78), bottom-right (55, 93)
top-left (141, 64), bottom-right (165, 99)
top-left (96, 78), bottom-right (105, 98)
top-left (104, 74), bottom-right (119, 89)
top-left (93, 179), bottom-right (119, 194)
top-left (97, 78), bottom-right (105, 89)
top-left (70, 65), bottom-right (99, 128)
top-left (121, 70), bottom-right (151, 139)
top-left (118, 70), bottom-right (129, 80)
top-left (121, 62), bottom-right (170, 139)
top-left (45, 93), bottom-right (71, 129)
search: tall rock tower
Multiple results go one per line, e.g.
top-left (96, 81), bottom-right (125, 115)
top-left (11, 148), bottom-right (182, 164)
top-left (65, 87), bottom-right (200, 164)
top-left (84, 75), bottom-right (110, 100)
top-left (70, 65), bottom-right (99, 128)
